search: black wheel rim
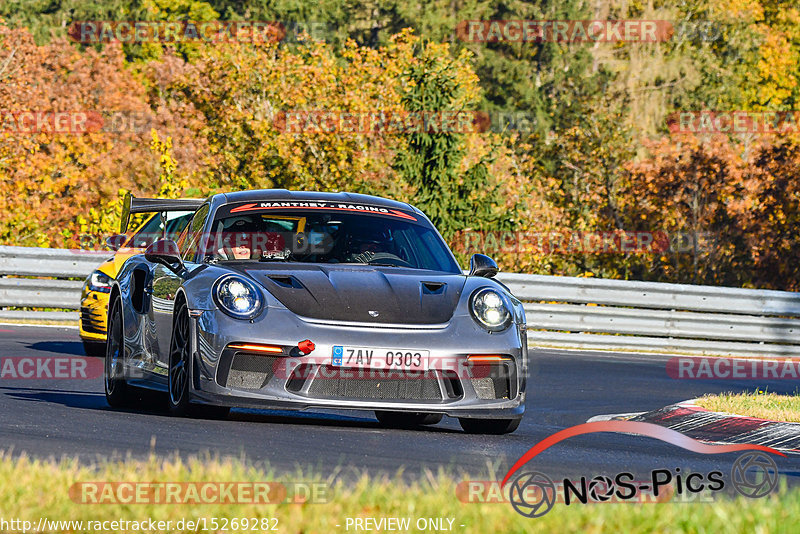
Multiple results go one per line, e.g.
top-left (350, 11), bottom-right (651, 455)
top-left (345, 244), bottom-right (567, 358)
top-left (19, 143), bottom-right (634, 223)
top-left (169, 306), bottom-right (190, 407)
top-left (105, 299), bottom-right (122, 396)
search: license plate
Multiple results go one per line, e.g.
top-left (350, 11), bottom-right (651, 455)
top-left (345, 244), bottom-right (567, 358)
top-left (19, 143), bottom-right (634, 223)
top-left (331, 346), bottom-right (430, 371)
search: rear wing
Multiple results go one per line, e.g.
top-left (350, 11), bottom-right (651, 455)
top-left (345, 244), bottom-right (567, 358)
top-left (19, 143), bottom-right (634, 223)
top-left (120, 192), bottom-right (204, 233)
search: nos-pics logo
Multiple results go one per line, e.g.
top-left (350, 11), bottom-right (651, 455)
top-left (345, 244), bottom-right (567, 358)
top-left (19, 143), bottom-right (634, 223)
top-left (502, 421), bottom-right (782, 518)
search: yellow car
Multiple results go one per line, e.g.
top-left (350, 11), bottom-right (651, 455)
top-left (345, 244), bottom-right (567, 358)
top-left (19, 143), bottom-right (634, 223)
top-left (79, 194), bottom-right (202, 356)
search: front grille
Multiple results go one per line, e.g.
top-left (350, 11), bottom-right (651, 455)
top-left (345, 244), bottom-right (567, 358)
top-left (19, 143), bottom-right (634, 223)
top-left (307, 366), bottom-right (443, 400)
top-left (225, 354), bottom-right (279, 390)
top-left (80, 307), bottom-right (105, 334)
top-left (471, 377), bottom-right (497, 400)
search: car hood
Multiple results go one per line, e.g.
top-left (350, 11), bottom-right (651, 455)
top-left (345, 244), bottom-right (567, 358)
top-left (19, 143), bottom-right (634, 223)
top-left (229, 264), bottom-right (467, 324)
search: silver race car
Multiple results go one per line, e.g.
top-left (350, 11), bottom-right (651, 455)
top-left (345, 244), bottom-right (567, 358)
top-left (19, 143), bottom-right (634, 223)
top-left (105, 190), bottom-right (527, 434)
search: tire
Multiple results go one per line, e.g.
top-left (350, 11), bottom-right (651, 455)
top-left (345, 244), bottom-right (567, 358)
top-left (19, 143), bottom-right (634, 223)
top-left (375, 411), bottom-right (443, 428)
top-left (104, 297), bottom-right (135, 407)
top-left (167, 302), bottom-right (193, 417)
top-left (83, 340), bottom-right (106, 357)
top-left (458, 417), bottom-right (521, 435)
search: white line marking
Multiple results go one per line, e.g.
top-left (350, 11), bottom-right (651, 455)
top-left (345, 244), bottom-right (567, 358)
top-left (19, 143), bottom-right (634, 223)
top-left (0, 322), bottom-right (79, 329)
top-left (587, 412), bottom-right (645, 422)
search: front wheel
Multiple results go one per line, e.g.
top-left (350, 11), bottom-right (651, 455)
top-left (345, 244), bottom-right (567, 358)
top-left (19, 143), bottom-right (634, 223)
top-left (105, 297), bottom-right (135, 407)
top-left (168, 302), bottom-right (193, 417)
top-left (459, 417), bottom-right (521, 435)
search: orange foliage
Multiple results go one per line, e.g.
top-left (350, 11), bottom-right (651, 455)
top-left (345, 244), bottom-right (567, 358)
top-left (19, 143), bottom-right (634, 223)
top-left (0, 22), bottom-right (207, 247)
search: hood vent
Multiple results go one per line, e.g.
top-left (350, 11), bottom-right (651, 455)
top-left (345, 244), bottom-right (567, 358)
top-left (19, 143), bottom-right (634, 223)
top-left (422, 281), bottom-right (446, 295)
top-left (267, 274), bottom-right (303, 289)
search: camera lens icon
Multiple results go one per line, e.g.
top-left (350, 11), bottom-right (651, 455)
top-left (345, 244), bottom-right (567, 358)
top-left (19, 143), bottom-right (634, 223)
top-left (508, 471), bottom-right (557, 518)
top-left (731, 451), bottom-right (779, 499)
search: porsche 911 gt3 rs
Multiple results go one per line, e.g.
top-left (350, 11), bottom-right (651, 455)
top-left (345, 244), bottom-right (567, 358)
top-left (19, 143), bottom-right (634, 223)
top-left (105, 190), bottom-right (527, 434)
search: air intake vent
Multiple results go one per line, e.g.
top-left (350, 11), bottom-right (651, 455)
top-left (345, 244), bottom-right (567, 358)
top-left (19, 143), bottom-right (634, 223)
top-left (267, 275), bottom-right (302, 289)
top-left (421, 281), bottom-right (446, 294)
top-left (469, 363), bottom-right (511, 400)
top-left (471, 377), bottom-right (497, 400)
top-left (225, 354), bottom-right (279, 389)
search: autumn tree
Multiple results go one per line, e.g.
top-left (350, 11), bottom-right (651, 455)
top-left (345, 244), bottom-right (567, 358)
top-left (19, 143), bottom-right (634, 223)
top-left (623, 134), bottom-right (751, 286)
top-left (0, 20), bottom-right (206, 248)
top-left (742, 139), bottom-right (800, 290)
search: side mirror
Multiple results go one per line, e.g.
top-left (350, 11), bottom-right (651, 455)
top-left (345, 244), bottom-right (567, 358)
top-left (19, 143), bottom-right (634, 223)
top-left (105, 234), bottom-right (128, 251)
top-left (145, 239), bottom-right (184, 272)
top-left (469, 253), bottom-right (498, 278)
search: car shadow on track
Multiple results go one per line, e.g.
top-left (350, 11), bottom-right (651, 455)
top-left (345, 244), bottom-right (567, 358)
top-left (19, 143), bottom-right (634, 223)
top-left (0, 385), bottom-right (167, 414)
top-left (0, 386), bottom-right (107, 409)
top-left (25, 341), bottom-right (86, 356)
top-left (0, 385), bottom-right (461, 433)
top-left (228, 409), bottom-right (461, 434)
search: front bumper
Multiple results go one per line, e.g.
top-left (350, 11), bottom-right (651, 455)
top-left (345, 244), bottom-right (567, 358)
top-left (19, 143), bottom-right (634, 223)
top-left (79, 287), bottom-right (109, 342)
top-left (189, 307), bottom-right (527, 419)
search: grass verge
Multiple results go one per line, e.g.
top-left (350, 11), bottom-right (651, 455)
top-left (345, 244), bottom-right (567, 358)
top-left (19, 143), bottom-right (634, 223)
top-left (695, 390), bottom-right (800, 423)
top-left (0, 452), bottom-right (798, 533)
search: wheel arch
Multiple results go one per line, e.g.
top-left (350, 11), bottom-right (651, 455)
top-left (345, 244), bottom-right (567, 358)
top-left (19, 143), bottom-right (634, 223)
top-left (108, 282), bottom-right (122, 327)
top-left (173, 288), bottom-right (189, 321)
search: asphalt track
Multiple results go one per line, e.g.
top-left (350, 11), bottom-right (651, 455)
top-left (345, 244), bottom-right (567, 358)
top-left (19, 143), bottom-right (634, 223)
top-left (1, 324), bottom-right (798, 484)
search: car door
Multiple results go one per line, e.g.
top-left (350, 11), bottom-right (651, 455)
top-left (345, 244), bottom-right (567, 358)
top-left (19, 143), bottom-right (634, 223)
top-left (149, 204), bottom-right (210, 369)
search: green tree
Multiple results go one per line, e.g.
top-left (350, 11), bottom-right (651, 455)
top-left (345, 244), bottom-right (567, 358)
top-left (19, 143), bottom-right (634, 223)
top-left (392, 42), bottom-right (514, 239)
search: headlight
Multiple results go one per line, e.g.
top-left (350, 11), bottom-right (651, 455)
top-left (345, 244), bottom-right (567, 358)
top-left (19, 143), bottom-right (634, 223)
top-left (469, 287), bottom-right (512, 331)
top-left (213, 275), bottom-right (263, 319)
top-left (87, 270), bottom-right (112, 293)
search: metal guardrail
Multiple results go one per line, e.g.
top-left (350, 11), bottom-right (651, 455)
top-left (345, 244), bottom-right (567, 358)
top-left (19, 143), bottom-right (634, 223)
top-left (0, 278), bottom-right (85, 308)
top-left (0, 245), bottom-right (109, 278)
top-left (497, 273), bottom-right (800, 357)
top-left (497, 272), bottom-right (800, 316)
top-left (1, 246), bottom-right (799, 357)
top-left (0, 246), bottom-right (108, 324)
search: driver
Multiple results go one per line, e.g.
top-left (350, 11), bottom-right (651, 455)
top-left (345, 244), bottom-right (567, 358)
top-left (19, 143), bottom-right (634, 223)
top-left (343, 225), bottom-right (395, 263)
top-left (218, 217), bottom-right (259, 260)
top-left (217, 217), bottom-right (292, 260)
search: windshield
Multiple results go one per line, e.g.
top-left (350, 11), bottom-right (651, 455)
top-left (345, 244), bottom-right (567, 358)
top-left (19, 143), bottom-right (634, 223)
top-left (202, 203), bottom-right (460, 273)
